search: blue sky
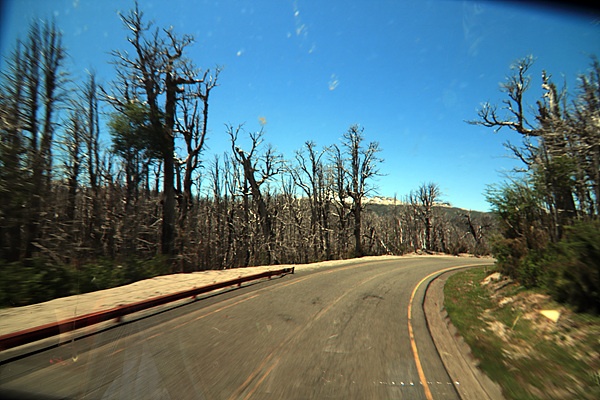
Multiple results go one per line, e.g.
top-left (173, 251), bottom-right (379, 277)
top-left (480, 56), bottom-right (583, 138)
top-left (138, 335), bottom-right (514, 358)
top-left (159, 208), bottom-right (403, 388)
top-left (1, 0), bottom-right (599, 211)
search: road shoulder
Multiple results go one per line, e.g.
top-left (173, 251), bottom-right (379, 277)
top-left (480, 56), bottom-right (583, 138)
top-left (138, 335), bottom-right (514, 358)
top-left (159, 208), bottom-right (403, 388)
top-left (424, 270), bottom-right (505, 400)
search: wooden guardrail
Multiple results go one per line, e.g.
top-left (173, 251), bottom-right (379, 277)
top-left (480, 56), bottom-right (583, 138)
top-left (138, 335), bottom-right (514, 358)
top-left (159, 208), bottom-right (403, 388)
top-left (0, 267), bottom-right (294, 352)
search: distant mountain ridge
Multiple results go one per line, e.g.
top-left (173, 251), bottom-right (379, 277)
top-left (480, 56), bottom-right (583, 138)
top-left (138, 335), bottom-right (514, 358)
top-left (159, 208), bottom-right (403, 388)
top-left (364, 196), bottom-right (492, 217)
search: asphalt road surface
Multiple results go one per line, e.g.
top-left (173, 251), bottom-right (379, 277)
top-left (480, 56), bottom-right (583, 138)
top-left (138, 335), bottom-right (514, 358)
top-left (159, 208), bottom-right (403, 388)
top-left (0, 257), bottom-right (489, 399)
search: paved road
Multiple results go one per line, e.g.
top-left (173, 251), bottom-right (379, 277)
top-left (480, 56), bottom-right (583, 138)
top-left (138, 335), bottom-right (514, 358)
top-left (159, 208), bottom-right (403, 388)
top-left (0, 257), bottom-right (489, 399)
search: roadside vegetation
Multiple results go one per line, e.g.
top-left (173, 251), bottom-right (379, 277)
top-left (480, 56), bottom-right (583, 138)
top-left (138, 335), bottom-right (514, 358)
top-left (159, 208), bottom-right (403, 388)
top-left (451, 55), bottom-right (600, 399)
top-left (445, 268), bottom-right (600, 400)
top-left (470, 55), bottom-right (600, 314)
top-left (0, 257), bottom-right (171, 307)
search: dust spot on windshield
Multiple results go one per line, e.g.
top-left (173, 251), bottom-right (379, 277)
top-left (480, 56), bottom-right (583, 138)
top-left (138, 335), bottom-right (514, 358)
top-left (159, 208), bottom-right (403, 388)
top-left (329, 74), bottom-right (340, 91)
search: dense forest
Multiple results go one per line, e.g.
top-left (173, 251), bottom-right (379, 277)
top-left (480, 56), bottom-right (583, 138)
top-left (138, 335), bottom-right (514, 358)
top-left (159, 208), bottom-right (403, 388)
top-left (0, 5), bottom-right (494, 306)
top-left (471, 55), bottom-right (600, 313)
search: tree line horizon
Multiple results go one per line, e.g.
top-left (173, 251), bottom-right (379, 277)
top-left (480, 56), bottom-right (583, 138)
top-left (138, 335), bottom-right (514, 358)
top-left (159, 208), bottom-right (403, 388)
top-left (1, 4), bottom-right (496, 283)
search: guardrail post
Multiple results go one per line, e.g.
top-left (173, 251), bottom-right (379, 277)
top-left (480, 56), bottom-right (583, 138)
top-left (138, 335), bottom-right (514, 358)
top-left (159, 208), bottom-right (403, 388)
top-left (116, 306), bottom-right (124, 322)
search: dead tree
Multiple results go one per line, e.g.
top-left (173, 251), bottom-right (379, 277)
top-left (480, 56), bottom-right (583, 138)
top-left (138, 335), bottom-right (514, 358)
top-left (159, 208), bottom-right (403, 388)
top-left (0, 38), bottom-right (28, 262)
top-left (341, 125), bottom-right (382, 257)
top-left (105, 2), bottom-right (210, 258)
top-left (414, 182), bottom-right (441, 252)
top-left (467, 55), bottom-right (594, 240)
top-left (290, 141), bottom-right (331, 260)
top-left (329, 144), bottom-right (350, 258)
top-left (0, 19), bottom-right (66, 261)
top-left (464, 212), bottom-right (493, 255)
top-left (175, 68), bottom-right (220, 220)
top-left (229, 125), bottom-right (282, 264)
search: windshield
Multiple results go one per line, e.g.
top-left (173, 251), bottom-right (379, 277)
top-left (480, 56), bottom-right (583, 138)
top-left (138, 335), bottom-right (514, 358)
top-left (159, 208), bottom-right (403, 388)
top-left (0, 1), bottom-right (598, 399)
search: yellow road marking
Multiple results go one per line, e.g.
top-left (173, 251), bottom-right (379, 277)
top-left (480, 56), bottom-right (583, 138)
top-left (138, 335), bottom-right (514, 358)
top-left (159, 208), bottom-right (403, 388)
top-left (109, 348), bottom-right (124, 356)
top-left (242, 356), bottom-right (282, 400)
top-left (145, 332), bottom-right (164, 341)
top-left (147, 258), bottom-right (474, 399)
top-left (408, 263), bottom-right (492, 400)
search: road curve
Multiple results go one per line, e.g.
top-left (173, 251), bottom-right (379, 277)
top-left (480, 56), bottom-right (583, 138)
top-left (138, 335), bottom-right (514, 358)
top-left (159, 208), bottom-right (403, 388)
top-left (0, 257), bottom-right (490, 399)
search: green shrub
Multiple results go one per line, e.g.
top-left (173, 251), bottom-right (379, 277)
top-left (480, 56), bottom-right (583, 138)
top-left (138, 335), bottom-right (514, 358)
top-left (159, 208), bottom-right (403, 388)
top-left (491, 221), bottom-right (600, 313)
top-left (77, 258), bottom-right (126, 293)
top-left (140, 256), bottom-right (171, 278)
top-left (34, 259), bottom-right (75, 301)
top-left (76, 256), bottom-right (171, 293)
top-left (121, 256), bottom-right (171, 284)
top-left (544, 221), bottom-right (600, 314)
top-left (491, 235), bottom-right (529, 279)
top-left (0, 256), bottom-right (172, 307)
top-left (518, 252), bottom-right (545, 288)
top-left (0, 259), bottom-right (74, 306)
top-left (0, 261), bottom-right (32, 306)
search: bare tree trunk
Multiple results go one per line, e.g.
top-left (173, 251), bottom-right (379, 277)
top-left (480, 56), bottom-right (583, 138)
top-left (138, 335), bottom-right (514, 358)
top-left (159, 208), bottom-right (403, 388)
top-left (82, 73), bottom-right (102, 255)
top-left (0, 42), bottom-right (27, 262)
top-left (416, 182), bottom-right (441, 252)
top-left (21, 20), bottom-right (65, 261)
top-left (229, 126), bottom-right (280, 264)
top-left (341, 125), bottom-right (382, 257)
